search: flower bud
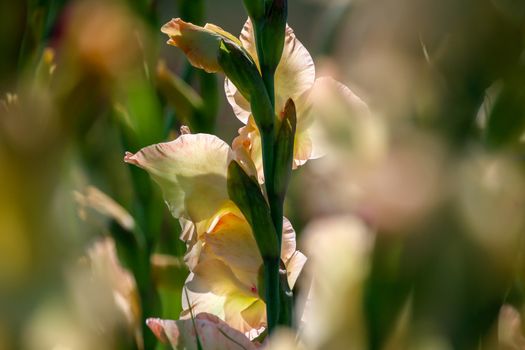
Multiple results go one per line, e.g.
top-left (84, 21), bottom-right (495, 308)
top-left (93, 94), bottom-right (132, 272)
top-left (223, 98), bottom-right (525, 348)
top-left (242, 0), bottom-right (266, 21)
top-left (258, 0), bottom-right (287, 73)
top-left (273, 98), bottom-right (297, 198)
top-left (161, 18), bottom-right (240, 73)
top-left (218, 40), bottom-right (274, 130)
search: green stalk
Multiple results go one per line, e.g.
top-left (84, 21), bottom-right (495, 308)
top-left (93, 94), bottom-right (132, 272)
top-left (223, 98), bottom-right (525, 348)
top-left (227, 161), bottom-right (280, 333)
top-left (244, 0), bottom-right (288, 333)
top-left (257, 100), bottom-right (279, 333)
top-left (255, 30), bottom-right (283, 332)
top-left (254, 1), bottom-right (289, 332)
top-left (254, 21), bottom-right (281, 239)
top-left (263, 257), bottom-right (280, 333)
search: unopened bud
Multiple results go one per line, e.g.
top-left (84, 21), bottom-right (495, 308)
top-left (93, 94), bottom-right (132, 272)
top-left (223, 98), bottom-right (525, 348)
top-left (243, 0), bottom-right (266, 21)
top-left (273, 98), bottom-right (296, 197)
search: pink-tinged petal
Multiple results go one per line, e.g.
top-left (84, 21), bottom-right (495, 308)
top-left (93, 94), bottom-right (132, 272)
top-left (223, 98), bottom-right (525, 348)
top-left (124, 134), bottom-right (232, 224)
top-left (232, 117), bottom-right (264, 183)
top-left (281, 217), bottom-right (297, 262)
top-left (74, 186), bottom-right (135, 231)
top-left (233, 144), bottom-right (259, 180)
top-left (146, 313), bottom-right (257, 350)
top-left (183, 240), bottom-right (203, 272)
top-left (280, 218), bottom-right (307, 289)
top-left (146, 318), bottom-right (178, 345)
top-left (285, 251), bottom-right (307, 289)
top-left (238, 19), bottom-right (259, 67)
top-left (498, 305), bottom-right (525, 349)
top-left (226, 19), bottom-right (315, 123)
top-left (299, 77), bottom-right (370, 130)
top-left (87, 237), bottom-right (142, 344)
top-left (274, 25), bottom-right (316, 115)
top-left (299, 216), bottom-right (374, 348)
top-left (232, 78), bottom-right (369, 176)
top-left (295, 77), bottom-right (373, 168)
top-left (179, 217), bottom-right (196, 242)
top-left (224, 78), bottom-right (252, 124)
top-left (300, 77), bottom-right (375, 158)
top-left (161, 19), bottom-right (240, 73)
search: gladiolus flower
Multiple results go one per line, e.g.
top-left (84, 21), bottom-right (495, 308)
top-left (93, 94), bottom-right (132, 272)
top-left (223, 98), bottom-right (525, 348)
top-left (226, 20), bottom-right (370, 181)
top-left (161, 18), bottom-right (242, 73)
top-left (124, 133), bottom-right (233, 226)
top-left (125, 133), bottom-right (306, 336)
top-left (146, 313), bottom-right (258, 350)
top-left (226, 20), bottom-right (317, 175)
top-left (180, 202), bottom-right (305, 337)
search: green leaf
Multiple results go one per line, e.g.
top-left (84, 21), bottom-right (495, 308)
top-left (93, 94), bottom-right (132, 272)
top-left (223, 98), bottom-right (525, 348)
top-left (485, 71), bottom-right (525, 149)
top-left (115, 76), bottom-right (164, 148)
top-left (156, 61), bottom-right (205, 130)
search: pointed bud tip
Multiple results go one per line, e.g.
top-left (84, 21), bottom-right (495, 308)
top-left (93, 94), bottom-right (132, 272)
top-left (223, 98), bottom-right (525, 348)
top-left (145, 318), bottom-right (170, 344)
top-left (160, 18), bottom-right (181, 35)
top-left (123, 151), bottom-right (138, 164)
top-left (180, 125), bottom-right (191, 135)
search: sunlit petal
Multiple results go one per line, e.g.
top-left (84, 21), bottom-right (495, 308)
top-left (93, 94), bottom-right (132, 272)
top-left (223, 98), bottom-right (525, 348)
top-left (124, 134), bottom-right (232, 224)
top-left (161, 18), bottom-right (240, 73)
top-left (204, 203), bottom-right (262, 283)
top-left (146, 313), bottom-right (257, 350)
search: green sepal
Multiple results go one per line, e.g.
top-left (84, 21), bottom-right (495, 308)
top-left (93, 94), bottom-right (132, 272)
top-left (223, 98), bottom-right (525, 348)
top-left (227, 161), bottom-right (279, 259)
top-left (218, 39), bottom-right (274, 130)
top-left (217, 40), bottom-right (260, 101)
top-left (273, 98), bottom-right (297, 198)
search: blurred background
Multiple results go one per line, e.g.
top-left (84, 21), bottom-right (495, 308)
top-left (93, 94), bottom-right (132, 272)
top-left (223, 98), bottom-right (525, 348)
top-left (1, 0), bottom-right (525, 349)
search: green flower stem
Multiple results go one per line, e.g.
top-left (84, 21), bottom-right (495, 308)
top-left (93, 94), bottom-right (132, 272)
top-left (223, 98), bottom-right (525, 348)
top-left (259, 117), bottom-right (280, 333)
top-left (253, 7), bottom-right (292, 334)
top-left (227, 160), bottom-right (280, 333)
top-left (261, 64), bottom-right (276, 109)
top-left (263, 257), bottom-right (281, 333)
top-left (278, 262), bottom-right (293, 326)
top-left (249, 0), bottom-right (289, 333)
